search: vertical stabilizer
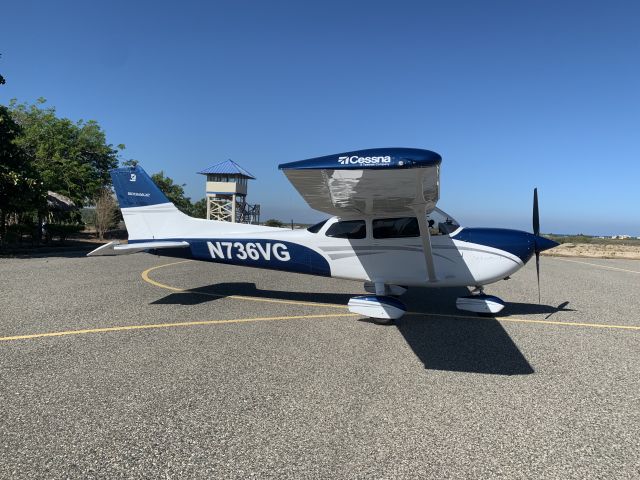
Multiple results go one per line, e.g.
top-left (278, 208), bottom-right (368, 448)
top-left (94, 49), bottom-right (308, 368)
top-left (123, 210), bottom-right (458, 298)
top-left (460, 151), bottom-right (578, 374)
top-left (111, 166), bottom-right (172, 208)
top-left (110, 166), bottom-right (185, 241)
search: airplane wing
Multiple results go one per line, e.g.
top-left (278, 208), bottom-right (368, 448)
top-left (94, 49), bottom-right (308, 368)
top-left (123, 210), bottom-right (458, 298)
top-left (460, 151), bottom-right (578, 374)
top-left (279, 148), bottom-right (441, 216)
top-left (279, 148), bottom-right (442, 281)
top-left (87, 240), bottom-right (190, 256)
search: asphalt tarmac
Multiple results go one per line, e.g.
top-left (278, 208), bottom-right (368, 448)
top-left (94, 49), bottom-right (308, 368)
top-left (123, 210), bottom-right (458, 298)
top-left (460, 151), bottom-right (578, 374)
top-left (1, 252), bottom-right (639, 479)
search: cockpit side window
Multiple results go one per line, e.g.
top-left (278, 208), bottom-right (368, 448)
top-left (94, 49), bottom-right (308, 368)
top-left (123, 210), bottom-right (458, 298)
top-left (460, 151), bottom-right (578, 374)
top-left (307, 219), bottom-right (328, 234)
top-left (325, 220), bottom-right (366, 239)
top-left (372, 217), bottom-right (419, 239)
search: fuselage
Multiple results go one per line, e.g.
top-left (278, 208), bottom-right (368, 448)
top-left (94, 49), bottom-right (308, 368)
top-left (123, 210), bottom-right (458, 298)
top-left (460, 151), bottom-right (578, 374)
top-left (132, 207), bottom-right (553, 289)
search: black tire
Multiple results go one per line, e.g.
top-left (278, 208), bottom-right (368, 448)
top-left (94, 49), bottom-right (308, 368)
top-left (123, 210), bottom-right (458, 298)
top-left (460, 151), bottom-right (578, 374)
top-left (371, 317), bottom-right (395, 326)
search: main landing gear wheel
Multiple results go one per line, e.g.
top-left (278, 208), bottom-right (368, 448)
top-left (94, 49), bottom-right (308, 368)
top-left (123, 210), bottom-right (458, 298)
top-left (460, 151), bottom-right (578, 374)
top-left (455, 286), bottom-right (505, 316)
top-left (348, 295), bottom-right (407, 324)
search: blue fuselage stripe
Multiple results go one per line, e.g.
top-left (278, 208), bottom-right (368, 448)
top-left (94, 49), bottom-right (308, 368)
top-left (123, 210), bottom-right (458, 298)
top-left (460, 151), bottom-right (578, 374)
top-left (132, 238), bottom-right (332, 277)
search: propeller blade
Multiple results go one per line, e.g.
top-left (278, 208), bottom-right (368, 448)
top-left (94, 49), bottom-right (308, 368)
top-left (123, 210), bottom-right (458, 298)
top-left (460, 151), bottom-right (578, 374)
top-left (535, 251), bottom-right (541, 304)
top-left (533, 188), bottom-right (540, 237)
top-left (533, 188), bottom-right (542, 303)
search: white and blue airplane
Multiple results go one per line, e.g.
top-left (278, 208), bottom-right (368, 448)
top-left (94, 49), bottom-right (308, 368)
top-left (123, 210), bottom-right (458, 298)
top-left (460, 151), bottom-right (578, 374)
top-left (89, 148), bottom-right (558, 321)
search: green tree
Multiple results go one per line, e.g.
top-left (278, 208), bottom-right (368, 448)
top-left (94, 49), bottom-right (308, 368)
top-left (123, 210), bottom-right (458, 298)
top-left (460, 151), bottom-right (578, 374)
top-left (151, 171), bottom-right (193, 215)
top-left (191, 198), bottom-right (207, 219)
top-left (0, 105), bottom-right (43, 241)
top-left (8, 98), bottom-right (121, 207)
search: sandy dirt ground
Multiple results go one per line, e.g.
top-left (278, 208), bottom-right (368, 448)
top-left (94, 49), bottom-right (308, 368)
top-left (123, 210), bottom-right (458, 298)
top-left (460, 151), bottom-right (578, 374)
top-left (543, 243), bottom-right (640, 260)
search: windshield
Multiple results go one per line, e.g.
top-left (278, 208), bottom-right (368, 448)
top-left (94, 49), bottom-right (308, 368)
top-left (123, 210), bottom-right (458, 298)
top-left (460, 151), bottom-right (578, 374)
top-left (307, 219), bottom-right (328, 233)
top-left (427, 208), bottom-right (460, 235)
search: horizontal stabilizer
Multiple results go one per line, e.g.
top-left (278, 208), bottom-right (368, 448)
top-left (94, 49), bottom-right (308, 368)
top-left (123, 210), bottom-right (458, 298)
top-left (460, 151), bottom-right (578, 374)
top-left (87, 240), bottom-right (190, 256)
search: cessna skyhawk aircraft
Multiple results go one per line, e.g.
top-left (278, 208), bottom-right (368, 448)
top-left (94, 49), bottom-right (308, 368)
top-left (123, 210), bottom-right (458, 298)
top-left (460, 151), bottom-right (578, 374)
top-left (89, 148), bottom-right (558, 321)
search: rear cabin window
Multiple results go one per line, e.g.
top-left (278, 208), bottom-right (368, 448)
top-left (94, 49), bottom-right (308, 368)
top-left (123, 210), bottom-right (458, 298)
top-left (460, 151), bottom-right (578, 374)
top-left (373, 217), bottom-right (419, 239)
top-left (325, 220), bottom-right (366, 239)
top-left (307, 219), bottom-right (328, 234)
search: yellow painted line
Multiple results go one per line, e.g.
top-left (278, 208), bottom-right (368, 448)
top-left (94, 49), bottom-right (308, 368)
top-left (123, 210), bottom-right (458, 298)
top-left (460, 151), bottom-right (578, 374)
top-left (140, 260), bottom-right (193, 291)
top-left (141, 261), bottom-right (349, 310)
top-left (143, 261), bottom-right (640, 332)
top-left (0, 313), bottom-right (358, 342)
top-left (550, 257), bottom-right (640, 274)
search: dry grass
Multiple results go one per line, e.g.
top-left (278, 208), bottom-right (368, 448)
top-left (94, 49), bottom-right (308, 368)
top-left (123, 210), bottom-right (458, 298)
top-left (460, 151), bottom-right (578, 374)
top-left (543, 242), bottom-right (640, 260)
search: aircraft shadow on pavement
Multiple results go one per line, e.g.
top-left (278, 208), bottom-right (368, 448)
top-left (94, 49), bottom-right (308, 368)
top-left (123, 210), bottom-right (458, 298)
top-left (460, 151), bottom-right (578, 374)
top-left (395, 287), bottom-right (535, 375)
top-left (151, 282), bottom-right (355, 306)
top-left (505, 300), bottom-right (574, 316)
top-left (152, 283), bottom-right (549, 376)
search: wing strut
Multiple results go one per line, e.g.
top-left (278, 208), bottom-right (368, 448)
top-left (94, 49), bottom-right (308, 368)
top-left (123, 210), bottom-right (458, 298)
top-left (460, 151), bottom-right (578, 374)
top-left (410, 168), bottom-right (437, 283)
top-left (415, 206), bottom-right (438, 282)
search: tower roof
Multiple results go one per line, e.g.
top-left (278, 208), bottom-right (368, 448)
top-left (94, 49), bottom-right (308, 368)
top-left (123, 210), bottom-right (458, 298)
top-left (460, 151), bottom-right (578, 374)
top-left (197, 159), bottom-right (256, 179)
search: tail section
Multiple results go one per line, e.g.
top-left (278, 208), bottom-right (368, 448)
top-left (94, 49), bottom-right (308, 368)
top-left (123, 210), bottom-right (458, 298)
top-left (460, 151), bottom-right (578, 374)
top-left (111, 166), bottom-right (188, 241)
top-left (110, 165), bottom-right (267, 242)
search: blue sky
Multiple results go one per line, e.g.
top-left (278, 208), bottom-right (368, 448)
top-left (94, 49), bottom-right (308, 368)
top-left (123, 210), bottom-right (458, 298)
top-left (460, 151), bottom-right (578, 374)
top-left (2, 0), bottom-right (639, 235)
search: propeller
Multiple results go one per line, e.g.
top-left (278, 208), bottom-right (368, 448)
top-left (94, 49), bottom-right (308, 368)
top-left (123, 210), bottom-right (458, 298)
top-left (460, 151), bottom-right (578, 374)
top-left (530, 189), bottom-right (559, 303)
top-left (533, 188), bottom-right (541, 303)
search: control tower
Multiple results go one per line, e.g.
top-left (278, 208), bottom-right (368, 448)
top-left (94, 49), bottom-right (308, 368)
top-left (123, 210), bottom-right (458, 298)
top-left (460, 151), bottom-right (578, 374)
top-left (197, 159), bottom-right (260, 224)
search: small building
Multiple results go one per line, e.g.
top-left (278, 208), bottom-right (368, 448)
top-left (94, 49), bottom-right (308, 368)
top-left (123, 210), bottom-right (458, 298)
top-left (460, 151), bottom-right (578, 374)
top-left (197, 159), bottom-right (260, 224)
top-left (46, 191), bottom-right (76, 217)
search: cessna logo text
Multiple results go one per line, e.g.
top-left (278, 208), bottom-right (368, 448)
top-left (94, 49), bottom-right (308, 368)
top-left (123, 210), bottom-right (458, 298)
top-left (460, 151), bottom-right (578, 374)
top-left (128, 191), bottom-right (150, 197)
top-left (337, 155), bottom-right (391, 165)
top-left (207, 241), bottom-right (290, 262)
